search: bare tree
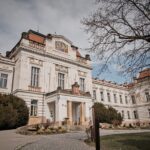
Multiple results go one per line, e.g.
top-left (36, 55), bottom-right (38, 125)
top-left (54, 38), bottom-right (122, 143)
top-left (82, 0), bottom-right (150, 77)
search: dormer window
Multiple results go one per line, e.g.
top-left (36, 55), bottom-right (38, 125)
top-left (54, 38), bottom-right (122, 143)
top-left (55, 41), bottom-right (68, 53)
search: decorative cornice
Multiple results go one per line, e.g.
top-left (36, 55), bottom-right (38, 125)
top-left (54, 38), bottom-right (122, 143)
top-left (16, 45), bottom-right (92, 70)
top-left (0, 57), bottom-right (15, 66)
top-left (12, 89), bottom-right (45, 95)
top-left (46, 91), bottom-right (92, 99)
top-left (46, 89), bottom-right (91, 98)
top-left (0, 68), bottom-right (13, 73)
top-left (92, 79), bottom-right (128, 91)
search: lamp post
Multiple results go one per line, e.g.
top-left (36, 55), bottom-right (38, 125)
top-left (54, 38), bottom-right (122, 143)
top-left (92, 106), bottom-right (100, 150)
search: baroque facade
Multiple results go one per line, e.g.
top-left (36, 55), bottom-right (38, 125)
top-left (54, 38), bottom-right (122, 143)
top-left (0, 30), bottom-right (150, 126)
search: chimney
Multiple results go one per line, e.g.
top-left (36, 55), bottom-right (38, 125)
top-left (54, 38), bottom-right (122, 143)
top-left (85, 54), bottom-right (91, 60)
top-left (72, 82), bottom-right (80, 95)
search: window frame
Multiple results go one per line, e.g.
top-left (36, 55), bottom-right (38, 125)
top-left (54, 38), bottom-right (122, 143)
top-left (148, 109), bottom-right (150, 118)
top-left (107, 92), bottom-right (111, 102)
top-left (58, 72), bottom-right (65, 89)
top-left (125, 96), bottom-right (128, 104)
top-left (133, 110), bottom-right (138, 119)
top-left (93, 90), bottom-right (97, 100)
top-left (120, 95), bottom-right (123, 104)
top-left (131, 95), bottom-right (136, 104)
top-left (114, 93), bottom-right (117, 103)
top-left (100, 91), bottom-right (104, 101)
top-left (145, 92), bottom-right (150, 102)
top-left (121, 110), bottom-right (124, 119)
top-left (30, 99), bottom-right (38, 117)
top-left (127, 111), bottom-right (130, 119)
top-left (31, 67), bottom-right (40, 87)
top-left (0, 73), bottom-right (8, 89)
top-left (79, 78), bottom-right (85, 91)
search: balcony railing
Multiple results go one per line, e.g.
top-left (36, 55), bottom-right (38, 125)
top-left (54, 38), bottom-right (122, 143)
top-left (29, 41), bottom-right (45, 50)
top-left (77, 56), bottom-right (87, 64)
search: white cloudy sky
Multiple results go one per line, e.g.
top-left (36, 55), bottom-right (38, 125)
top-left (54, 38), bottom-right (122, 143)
top-left (0, 0), bottom-right (128, 83)
top-left (0, 0), bottom-right (94, 54)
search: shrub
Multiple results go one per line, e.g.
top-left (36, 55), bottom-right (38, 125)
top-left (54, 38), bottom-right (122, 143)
top-left (0, 94), bottom-right (29, 130)
top-left (93, 102), bottom-right (123, 125)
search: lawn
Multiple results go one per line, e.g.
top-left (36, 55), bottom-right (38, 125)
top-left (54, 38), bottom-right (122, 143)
top-left (86, 132), bottom-right (150, 150)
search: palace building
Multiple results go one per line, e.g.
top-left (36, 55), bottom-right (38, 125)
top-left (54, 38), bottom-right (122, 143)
top-left (0, 30), bottom-right (150, 126)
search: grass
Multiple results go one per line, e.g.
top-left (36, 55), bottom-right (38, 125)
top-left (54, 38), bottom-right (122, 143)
top-left (86, 132), bottom-right (150, 150)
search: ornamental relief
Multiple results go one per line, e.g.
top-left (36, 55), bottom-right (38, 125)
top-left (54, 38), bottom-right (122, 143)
top-left (78, 70), bottom-right (87, 77)
top-left (135, 92), bottom-right (143, 102)
top-left (29, 58), bottom-right (43, 66)
top-left (55, 64), bottom-right (68, 73)
top-left (55, 41), bottom-right (68, 53)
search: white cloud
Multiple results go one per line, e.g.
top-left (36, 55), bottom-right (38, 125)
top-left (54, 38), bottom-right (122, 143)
top-left (0, 0), bottom-right (94, 55)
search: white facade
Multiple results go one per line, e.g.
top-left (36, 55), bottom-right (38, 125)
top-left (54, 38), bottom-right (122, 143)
top-left (0, 30), bottom-right (150, 126)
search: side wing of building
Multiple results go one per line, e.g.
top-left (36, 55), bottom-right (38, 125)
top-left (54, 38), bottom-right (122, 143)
top-left (0, 54), bottom-right (14, 94)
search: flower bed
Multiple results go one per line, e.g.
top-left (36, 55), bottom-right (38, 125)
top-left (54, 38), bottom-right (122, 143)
top-left (17, 124), bottom-right (67, 135)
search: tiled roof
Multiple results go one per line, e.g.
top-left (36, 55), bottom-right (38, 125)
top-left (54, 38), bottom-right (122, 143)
top-left (138, 68), bottom-right (150, 79)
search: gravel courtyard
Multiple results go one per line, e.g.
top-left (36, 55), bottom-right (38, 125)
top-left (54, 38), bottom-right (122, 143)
top-left (0, 129), bottom-right (150, 150)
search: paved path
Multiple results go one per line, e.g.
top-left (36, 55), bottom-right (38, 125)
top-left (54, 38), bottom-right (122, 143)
top-left (0, 129), bottom-right (150, 150)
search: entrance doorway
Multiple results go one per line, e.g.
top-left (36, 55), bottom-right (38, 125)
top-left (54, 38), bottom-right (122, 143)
top-left (72, 102), bottom-right (80, 125)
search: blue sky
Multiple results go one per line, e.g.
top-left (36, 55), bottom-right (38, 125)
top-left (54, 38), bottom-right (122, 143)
top-left (0, 0), bottom-right (130, 84)
top-left (92, 63), bottom-right (130, 84)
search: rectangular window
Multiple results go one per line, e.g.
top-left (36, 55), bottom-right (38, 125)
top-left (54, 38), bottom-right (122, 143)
top-left (125, 96), bottom-right (128, 104)
top-left (30, 100), bottom-right (38, 116)
top-left (31, 67), bottom-right (40, 87)
top-left (121, 110), bottom-right (124, 118)
top-left (114, 94), bottom-right (117, 103)
top-left (58, 73), bottom-right (65, 89)
top-left (120, 95), bottom-right (123, 104)
top-left (93, 90), bottom-right (96, 100)
top-left (127, 111), bottom-right (130, 119)
top-left (131, 95), bottom-right (136, 104)
top-left (145, 92), bottom-right (150, 102)
top-left (148, 109), bottom-right (150, 118)
top-left (80, 78), bottom-right (85, 91)
top-left (100, 91), bottom-right (104, 101)
top-left (0, 73), bottom-right (8, 88)
top-left (133, 110), bottom-right (138, 119)
top-left (107, 92), bottom-right (111, 102)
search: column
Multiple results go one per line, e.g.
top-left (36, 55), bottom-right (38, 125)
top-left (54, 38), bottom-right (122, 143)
top-left (80, 102), bottom-right (85, 125)
top-left (67, 101), bottom-right (72, 125)
top-left (55, 100), bottom-right (60, 125)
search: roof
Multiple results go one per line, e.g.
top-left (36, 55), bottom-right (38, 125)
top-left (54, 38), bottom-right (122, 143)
top-left (28, 30), bottom-right (45, 45)
top-left (6, 29), bottom-right (84, 59)
top-left (92, 78), bottom-right (128, 89)
top-left (138, 68), bottom-right (150, 79)
top-left (27, 30), bottom-right (73, 45)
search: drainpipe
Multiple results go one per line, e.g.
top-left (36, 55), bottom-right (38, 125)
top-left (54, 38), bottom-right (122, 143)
top-left (11, 66), bottom-right (15, 94)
